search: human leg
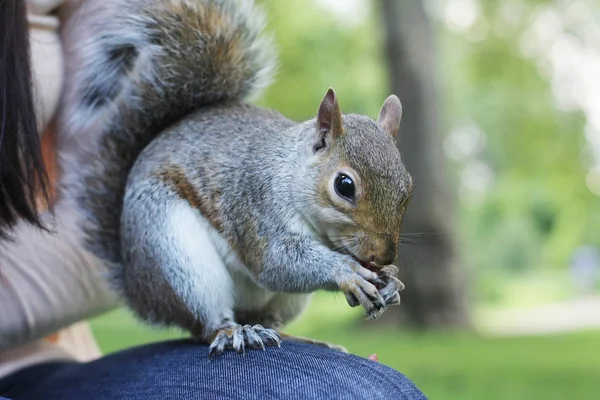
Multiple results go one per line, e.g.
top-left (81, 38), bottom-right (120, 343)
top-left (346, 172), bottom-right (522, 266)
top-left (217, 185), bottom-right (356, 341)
top-left (0, 340), bottom-right (427, 400)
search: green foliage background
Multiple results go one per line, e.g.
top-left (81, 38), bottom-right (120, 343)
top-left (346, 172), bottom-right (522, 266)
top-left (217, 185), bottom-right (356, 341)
top-left (253, 0), bottom-right (600, 306)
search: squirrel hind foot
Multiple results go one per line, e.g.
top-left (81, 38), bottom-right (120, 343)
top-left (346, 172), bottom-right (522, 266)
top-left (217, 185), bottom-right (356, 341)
top-left (207, 324), bottom-right (281, 358)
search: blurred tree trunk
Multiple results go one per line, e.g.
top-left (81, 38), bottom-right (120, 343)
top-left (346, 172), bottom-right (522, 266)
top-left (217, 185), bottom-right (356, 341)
top-left (377, 0), bottom-right (469, 328)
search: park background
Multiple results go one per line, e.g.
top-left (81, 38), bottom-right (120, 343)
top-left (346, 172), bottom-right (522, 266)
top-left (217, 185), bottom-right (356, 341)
top-left (89, 0), bottom-right (600, 399)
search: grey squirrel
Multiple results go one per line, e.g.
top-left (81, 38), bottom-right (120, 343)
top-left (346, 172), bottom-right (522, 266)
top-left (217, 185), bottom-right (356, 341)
top-left (55, 0), bottom-right (412, 356)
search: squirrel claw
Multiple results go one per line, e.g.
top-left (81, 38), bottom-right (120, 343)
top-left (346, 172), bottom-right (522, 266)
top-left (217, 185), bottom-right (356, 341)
top-left (379, 275), bottom-right (404, 307)
top-left (380, 264), bottom-right (400, 277)
top-left (366, 306), bottom-right (386, 320)
top-left (208, 324), bottom-right (281, 358)
top-left (253, 325), bottom-right (282, 347)
top-left (376, 265), bottom-right (404, 308)
top-left (345, 292), bottom-right (360, 308)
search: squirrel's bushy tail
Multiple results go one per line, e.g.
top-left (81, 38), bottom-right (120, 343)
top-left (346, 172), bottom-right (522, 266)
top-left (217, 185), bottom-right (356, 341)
top-left (55, 0), bottom-right (275, 264)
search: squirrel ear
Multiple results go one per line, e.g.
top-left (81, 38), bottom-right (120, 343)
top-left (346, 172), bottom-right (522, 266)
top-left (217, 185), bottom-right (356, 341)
top-left (377, 95), bottom-right (403, 137)
top-left (317, 88), bottom-right (344, 138)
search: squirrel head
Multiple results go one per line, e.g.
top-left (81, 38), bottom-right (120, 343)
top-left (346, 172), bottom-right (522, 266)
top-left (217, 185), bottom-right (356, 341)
top-left (300, 88), bottom-right (412, 267)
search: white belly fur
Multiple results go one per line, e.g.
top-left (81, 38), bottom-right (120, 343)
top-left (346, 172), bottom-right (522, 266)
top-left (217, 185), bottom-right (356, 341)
top-left (198, 214), bottom-right (312, 325)
top-left (204, 220), bottom-right (276, 312)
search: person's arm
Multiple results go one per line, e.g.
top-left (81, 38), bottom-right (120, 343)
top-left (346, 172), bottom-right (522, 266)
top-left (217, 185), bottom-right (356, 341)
top-left (0, 207), bottom-right (120, 350)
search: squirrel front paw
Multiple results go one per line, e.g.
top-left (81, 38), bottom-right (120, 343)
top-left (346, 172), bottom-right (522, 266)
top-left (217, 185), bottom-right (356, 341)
top-left (338, 265), bottom-right (388, 319)
top-left (377, 265), bottom-right (404, 308)
top-left (207, 324), bottom-right (281, 358)
top-left (342, 264), bottom-right (404, 319)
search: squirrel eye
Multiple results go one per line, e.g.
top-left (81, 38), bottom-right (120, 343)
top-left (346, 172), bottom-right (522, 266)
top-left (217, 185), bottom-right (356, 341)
top-left (334, 174), bottom-right (355, 200)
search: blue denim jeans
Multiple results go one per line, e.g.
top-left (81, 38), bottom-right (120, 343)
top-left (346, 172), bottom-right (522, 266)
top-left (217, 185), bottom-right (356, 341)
top-left (0, 340), bottom-right (426, 399)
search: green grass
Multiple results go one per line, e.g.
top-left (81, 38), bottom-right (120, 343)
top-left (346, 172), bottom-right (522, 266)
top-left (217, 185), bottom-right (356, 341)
top-left (90, 293), bottom-right (600, 400)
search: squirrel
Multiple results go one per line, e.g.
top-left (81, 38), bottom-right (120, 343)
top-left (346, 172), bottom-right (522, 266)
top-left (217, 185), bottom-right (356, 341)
top-left (54, 0), bottom-right (413, 356)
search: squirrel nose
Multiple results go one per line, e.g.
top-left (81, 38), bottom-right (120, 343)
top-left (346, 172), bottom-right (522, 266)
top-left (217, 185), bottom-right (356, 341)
top-left (370, 242), bottom-right (397, 266)
top-left (370, 252), bottom-right (395, 266)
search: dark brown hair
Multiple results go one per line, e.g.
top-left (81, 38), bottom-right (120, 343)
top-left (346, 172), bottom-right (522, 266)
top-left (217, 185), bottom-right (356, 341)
top-left (0, 0), bottom-right (49, 238)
